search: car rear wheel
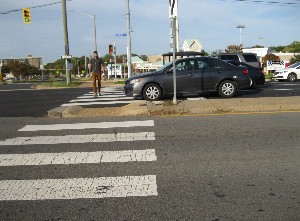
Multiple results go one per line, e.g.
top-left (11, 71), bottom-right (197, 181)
top-left (287, 73), bottom-right (297, 82)
top-left (218, 80), bottom-right (236, 98)
top-left (143, 83), bottom-right (162, 101)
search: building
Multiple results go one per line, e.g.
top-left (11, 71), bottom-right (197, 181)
top-left (1, 55), bottom-right (42, 69)
top-left (182, 39), bottom-right (203, 52)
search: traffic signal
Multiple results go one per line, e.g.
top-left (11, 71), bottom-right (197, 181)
top-left (109, 44), bottom-right (113, 54)
top-left (22, 8), bottom-right (31, 24)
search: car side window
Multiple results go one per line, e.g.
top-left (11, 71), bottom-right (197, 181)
top-left (176, 60), bottom-right (195, 72)
top-left (196, 60), bottom-right (209, 70)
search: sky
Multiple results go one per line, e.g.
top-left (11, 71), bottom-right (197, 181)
top-left (0, 0), bottom-right (299, 64)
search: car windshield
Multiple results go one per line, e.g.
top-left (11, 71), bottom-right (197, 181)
top-left (154, 61), bottom-right (173, 72)
top-left (288, 62), bottom-right (300, 68)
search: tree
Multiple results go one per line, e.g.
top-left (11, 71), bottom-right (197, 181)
top-left (251, 45), bottom-right (264, 48)
top-left (225, 44), bottom-right (243, 53)
top-left (290, 55), bottom-right (300, 64)
top-left (140, 55), bottom-right (148, 61)
top-left (262, 54), bottom-right (280, 67)
top-left (5, 61), bottom-right (41, 78)
top-left (270, 41), bottom-right (300, 53)
top-left (210, 49), bottom-right (224, 56)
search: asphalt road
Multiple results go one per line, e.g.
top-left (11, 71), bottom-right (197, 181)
top-left (1, 81), bottom-right (300, 117)
top-left (0, 114), bottom-right (299, 221)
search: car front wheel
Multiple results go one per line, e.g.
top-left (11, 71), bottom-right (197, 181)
top-left (218, 80), bottom-right (237, 98)
top-left (143, 83), bottom-right (162, 101)
top-left (287, 73), bottom-right (297, 82)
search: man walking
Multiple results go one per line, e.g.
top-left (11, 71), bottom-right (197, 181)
top-left (89, 51), bottom-right (104, 97)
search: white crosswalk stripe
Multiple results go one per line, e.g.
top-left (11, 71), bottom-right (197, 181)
top-left (61, 87), bottom-right (133, 107)
top-left (0, 120), bottom-right (158, 201)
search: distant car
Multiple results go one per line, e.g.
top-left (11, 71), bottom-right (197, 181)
top-left (124, 57), bottom-right (251, 100)
top-left (225, 60), bottom-right (265, 87)
top-left (273, 62), bottom-right (300, 82)
top-left (218, 53), bottom-right (260, 68)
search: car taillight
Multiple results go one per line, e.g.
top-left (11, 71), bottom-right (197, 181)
top-left (259, 69), bottom-right (264, 74)
top-left (243, 69), bottom-right (249, 75)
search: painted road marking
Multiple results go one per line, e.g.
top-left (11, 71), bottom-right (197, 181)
top-left (19, 120), bottom-right (154, 131)
top-left (0, 175), bottom-right (157, 201)
top-left (61, 101), bottom-right (131, 106)
top-left (273, 89), bottom-right (294, 91)
top-left (0, 149), bottom-right (156, 166)
top-left (0, 132), bottom-right (155, 146)
top-left (70, 97), bottom-right (130, 102)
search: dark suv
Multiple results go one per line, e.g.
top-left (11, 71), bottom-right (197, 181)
top-left (218, 53), bottom-right (260, 67)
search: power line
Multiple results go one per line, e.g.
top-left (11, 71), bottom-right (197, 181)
top-left (0, 0), bottom-right (72, 15)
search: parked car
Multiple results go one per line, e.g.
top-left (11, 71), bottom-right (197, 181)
top-left (224, 60), bottom-right (265, 87)
top-left (217, 53), bottom-right (260, 67)
top-left (273, 62), bottom-right (300, 82)
top-left (124, 57), bottom-right (251, 100)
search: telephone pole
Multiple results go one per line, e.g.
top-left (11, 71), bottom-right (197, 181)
top-left (62, 0), bottom-right (71, 85)
top-left (126, 0), bottom-right (132, 78)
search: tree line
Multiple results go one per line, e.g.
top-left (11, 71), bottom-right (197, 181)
top-left (1, 41), bottom-right (299, 78)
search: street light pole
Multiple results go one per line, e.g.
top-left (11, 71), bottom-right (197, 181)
top-left (126, 0), bottom-right (132, 78)
top-left (236, 25), bottom-right (245, 45)
top-left (68, 9), bottom-right (97, 52)
top-left (93, 14), bottom-right (97, 52)
top-left (62, 0), bottom-right (71, 85)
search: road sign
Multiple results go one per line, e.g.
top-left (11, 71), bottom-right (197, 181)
top-left (61, 55), bottom-right (72, 59)
top-left (115, 33), bottom-right (127, 37)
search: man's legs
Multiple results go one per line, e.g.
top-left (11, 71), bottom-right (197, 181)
top-left (96, 73), bottom-right (101, 95)
top-left (92, 72), bottom-right (97, 96)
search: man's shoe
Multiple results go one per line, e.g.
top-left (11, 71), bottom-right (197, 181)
top-left (93, 93), bottom-right (97, 97)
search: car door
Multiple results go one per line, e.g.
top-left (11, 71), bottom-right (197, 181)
top-left (194, 57), bottom-right (223, 91)
top-left (163, 59), bottom-right (197, 94)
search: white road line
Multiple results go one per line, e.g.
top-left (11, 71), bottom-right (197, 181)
top-left (0, 175), bottom-right (157, 201)
top-left (61, 101), bottom-right (131, 106)
top-left (19, 120), bottom-right (154, 131)
top-left (0, 149), bottom-right (156, 166)
top-left (273, 89), bottom-right (294, 91)
top-left (0, 132), bottom-right (155, 146)
top-left (70, 97), bottom-right (131, 102)
top-left (77, 94), bottom-right (125, 98)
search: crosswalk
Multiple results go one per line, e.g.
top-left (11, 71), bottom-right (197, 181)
top-left (61, 86), bottom-right (134, 107)
top-left (0, 120), bottom-right (157, 201)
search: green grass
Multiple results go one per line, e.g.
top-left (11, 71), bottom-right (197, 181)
top-left (265, 73), bottom-right (273, 80)
top-left (114, 80), bottom-right (125, 84)
top-left (41, 81), bottom-right (83, 87)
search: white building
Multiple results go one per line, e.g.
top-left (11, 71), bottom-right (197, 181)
top-left (182, 39), bottom-right (203, 52)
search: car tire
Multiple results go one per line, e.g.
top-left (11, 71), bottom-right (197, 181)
top-left (143, 83), bottom-right (162, 101)
top-left (287, 73), bottom-right (297, 82)
top-left (218, 80), bottom-right (237, 98)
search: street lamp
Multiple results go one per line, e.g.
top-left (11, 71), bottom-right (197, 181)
top-left (236, 25), bottom-right (245, 45)
top-left (259, 36), bottom-right (264, 47)
top-left (68, 9), bottom-right (97, 52)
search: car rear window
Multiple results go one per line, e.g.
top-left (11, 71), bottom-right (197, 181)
top-left (220, 55), bottom-right (239, 61)
top-left (243, 54), bottom-right (258, 62)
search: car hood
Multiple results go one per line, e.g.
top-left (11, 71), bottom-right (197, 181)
top-left (127, 71), bottom-right (162, 80)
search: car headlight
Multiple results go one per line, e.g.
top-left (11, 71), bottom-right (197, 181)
top-left (129, 78), bottom-right (141, 84)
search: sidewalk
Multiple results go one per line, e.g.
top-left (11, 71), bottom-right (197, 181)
top-left (48, 79), bottom-right (300, 118)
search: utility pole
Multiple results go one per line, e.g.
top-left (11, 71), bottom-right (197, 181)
top-left (126, 0), bottom-right (132, 78)
top-left (172, 17), bottom-right (177, 105)
top-left (62, 0), bottom-right (71, 85)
